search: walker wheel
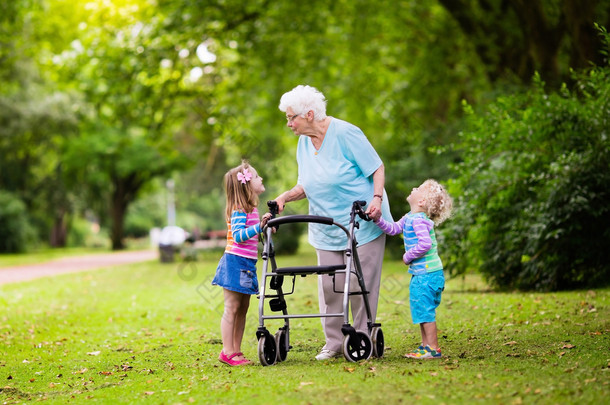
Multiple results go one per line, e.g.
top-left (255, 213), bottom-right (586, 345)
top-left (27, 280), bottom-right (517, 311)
top-left (258, 334), bottom-right (277, 366)
top-left (342, 330), bottom-right (372, 362)
top-left (275, 330), bottom-right (289, 362)
top-left (371, 327), bottom-right (384, 358)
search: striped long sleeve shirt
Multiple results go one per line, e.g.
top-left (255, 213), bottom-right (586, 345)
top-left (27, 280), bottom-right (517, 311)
top-left (224, 208), bottom-right (261, 260)
top-left (375, 212), bottom-right (443, 275)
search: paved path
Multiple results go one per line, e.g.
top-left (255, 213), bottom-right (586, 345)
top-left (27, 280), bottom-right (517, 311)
top-left (0, 250), bottom-right (158, 286)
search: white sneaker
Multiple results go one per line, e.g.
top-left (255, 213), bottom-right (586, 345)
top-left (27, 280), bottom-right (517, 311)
top-left (315, 349), bottom-right (341, 360)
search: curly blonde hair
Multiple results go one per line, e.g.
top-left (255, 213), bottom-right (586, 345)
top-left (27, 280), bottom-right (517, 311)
top-left (224, 160), bottom-right (259, 219)
top-left (420, 179), bottom-right (453, 225)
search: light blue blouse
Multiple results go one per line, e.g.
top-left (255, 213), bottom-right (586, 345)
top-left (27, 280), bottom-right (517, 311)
top-left (296, 117), bottom-right (392, 250)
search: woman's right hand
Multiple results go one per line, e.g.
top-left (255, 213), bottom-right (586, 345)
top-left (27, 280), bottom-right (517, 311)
top-left (273, 197), bottom-right (286, 214)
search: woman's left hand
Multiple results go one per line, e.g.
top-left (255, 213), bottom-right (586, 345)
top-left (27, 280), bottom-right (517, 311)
top-left (366, 198), bottom-right (382, 221)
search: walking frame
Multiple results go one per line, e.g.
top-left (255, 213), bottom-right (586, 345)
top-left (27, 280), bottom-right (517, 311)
top-left (255, 200), bottom-right (384, 366)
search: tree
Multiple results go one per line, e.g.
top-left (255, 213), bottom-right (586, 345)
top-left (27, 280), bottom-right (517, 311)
top-left (444, 28), bottom-right (610, 290)
top-left (0, 0), bottom-right (80, 247)
top-left (55, 2), bottom-right (208, 249)
top-left (438, 0), bottom-right (610, 85)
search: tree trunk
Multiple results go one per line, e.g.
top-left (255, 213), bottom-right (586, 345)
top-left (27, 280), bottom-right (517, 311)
top-left (110, 187), bottom-right (127, 251)
top-left (109, 173), bottom-right (143, 250)
top-left (564, 0), bottom-right (605, 70)
top-left (49, 210), bottom-right (67, 247)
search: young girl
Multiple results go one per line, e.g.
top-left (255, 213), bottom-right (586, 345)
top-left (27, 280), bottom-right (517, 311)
top-left (212, 161), bottom-right (272, 366)
top-left (374, 179), bottom-right (453, 359)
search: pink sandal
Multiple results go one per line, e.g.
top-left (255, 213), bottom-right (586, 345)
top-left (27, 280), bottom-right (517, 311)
top-left (219, 351), bottom-right (250, 366)
top-left (235, 352), bottom-right (252, 365)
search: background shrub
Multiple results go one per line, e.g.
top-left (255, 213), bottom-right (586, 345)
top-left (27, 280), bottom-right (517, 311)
top-left (0, 191), bottom-right (34, 253)
top-left (445, 60), bottom-right (610, 291)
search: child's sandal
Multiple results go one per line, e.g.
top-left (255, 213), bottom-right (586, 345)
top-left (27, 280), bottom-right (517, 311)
top-left (235, 352), bottom-right (252, 364)
top-left (219, 351), bottom-right (250, 366)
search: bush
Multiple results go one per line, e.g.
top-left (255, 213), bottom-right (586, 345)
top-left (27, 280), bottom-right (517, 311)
top-left (445, 43), bottom-right (610, 291)
top-left (0, 191), bottom-right (34, 253)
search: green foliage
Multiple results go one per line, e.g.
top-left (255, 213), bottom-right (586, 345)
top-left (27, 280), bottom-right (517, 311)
top-left (124, 193), bottom-right (166, 238)
top-left (445, 56), bottom-right (610, 291)
top-left (0, 191), bottom-right (34, 253)
top-left (66, 217), bottom-right (110, 248)
top-left (2, 0), bottom-right (608, 258)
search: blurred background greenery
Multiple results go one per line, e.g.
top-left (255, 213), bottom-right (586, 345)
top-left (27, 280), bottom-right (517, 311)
top-left (1, 0), bottom-right (608, 291)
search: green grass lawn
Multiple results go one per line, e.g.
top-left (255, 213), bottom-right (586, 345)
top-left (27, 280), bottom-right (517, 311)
top-left (0, 248), bottom-right (608, 404)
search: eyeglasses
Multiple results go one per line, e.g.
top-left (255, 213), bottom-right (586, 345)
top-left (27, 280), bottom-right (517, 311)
top-left (286, 114), bottom-right (299, 122)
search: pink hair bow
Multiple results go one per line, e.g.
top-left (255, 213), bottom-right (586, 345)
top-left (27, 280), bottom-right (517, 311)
top-left (237, 168), bottom-right (252, 184)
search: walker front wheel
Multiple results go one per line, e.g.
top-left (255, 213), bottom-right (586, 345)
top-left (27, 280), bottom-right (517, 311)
top-left (342, 330), bottom-right (372, 362)
top-left (371, 327), bottom-right (384, 358)
top-left (258, 334), bottom-right (277, 366)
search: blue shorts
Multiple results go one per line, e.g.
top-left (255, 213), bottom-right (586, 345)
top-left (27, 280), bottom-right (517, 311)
top-left (212, 253), bottom-right (259, 295)
top-left (409, 271), bottom-right (445, 324)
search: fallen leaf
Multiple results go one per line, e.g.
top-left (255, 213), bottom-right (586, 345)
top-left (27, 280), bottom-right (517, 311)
top-left (430, 372), bottom-right (438, 376)
top-left (504, 341), bottom-right (518, 346)
top-left (87, 351), bottom-right (101, 356)
top-left (99, 371), bottom-right (113, 376)
top-left (144, 391), bottom-right (154, 395)
top-left (562, 344), bottom-right (575, 349)
top-left (73, 368), bottom-right (88, 374)
top-left (344, 367), bottom-right (355, 373)
top-left (299, 382), bottom-right (314, 387)
top-left (559, 351), bottom-right (566, 357)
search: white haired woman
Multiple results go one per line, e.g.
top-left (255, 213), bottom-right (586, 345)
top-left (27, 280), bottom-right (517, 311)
top-left (272, 85), bottom-right (392, 360)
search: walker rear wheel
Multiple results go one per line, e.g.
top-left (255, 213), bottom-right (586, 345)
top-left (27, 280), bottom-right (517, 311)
top-left (371, 327), bottom-right (384, 358)
top-left (342, 330), bottom-right (372, 362)
top-left (275, 330), bottom-right (289, 362)
top-left (258, 334), bottom-right (277, 366)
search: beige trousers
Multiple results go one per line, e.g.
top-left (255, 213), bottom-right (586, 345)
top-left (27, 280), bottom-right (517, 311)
top-left (316, 234), bottom-right (386, 352)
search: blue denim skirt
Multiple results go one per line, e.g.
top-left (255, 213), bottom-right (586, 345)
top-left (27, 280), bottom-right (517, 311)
top-left (212, 253), bottom-right (259, 295)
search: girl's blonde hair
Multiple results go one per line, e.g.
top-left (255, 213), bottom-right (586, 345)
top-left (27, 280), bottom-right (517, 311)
top-left (224, 160), bottom-right (259, 219)
top-left (420, 179), bottom-right (453, 225)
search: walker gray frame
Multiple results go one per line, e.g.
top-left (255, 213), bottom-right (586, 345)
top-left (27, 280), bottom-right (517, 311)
top-left (255, 200), bottom-right (384, 366)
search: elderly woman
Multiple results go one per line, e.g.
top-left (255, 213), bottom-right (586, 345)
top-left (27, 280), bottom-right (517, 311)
top-left (272, 85), bottom-right (392, 360)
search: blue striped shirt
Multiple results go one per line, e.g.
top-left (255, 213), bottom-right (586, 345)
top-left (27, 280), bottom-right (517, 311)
top-left (375, 212), bottom-right (443, 275)
top-left (225, 208), bottom-right (261, 260)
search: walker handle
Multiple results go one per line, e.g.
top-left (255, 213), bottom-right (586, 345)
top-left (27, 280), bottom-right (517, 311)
top-left (267, 200), bottom-right (279, 218)
top-left (353, 200), bottom-right (372, 222)
top-left (267, 215), bottom-right (334, 228)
